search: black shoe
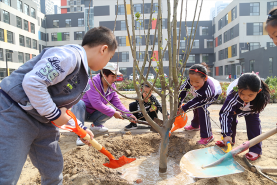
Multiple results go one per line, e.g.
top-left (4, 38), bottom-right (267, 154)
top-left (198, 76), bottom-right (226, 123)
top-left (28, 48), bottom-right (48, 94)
top-left (124, 123), bottom-right (138, 130)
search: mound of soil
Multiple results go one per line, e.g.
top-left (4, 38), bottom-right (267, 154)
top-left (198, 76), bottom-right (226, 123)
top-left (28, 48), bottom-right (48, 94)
top-left (19, 132), bottom-right (277, 185)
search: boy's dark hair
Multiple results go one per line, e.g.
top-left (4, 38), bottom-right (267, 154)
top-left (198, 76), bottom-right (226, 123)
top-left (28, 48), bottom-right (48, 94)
top-left (100, 69), bottom-right (115, 78)
top-left (189, 63), bottom-right (208, 79)
top-left (140, 82), bottom-right (151, 89)
top-left (237, 73), bottom-right (270, 113)
top-left (266, 8), bottom-right (277, 28)
top-left (82, 26), bottom-right (118, 51)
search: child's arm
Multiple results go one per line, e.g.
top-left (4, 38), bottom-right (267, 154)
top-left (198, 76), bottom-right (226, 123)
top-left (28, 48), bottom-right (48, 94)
top-left (219, 93), bottom-right (239, 137)
top-left (22, 47), bottom-right (78, 125)
top-left (150, 95), bottom-right (169, 115)
top-left (178, 78), bottom-right (190, 106)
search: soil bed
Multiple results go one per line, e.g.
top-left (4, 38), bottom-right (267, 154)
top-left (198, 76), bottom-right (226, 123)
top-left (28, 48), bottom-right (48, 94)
top-left (19, 131), bottom-right (277, 185)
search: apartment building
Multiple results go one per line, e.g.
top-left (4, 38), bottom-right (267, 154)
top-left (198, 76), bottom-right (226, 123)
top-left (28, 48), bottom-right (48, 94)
top-left (0, 0), bottom-right (41, 79)
top-left (213, 0), bottom-right (275, 80)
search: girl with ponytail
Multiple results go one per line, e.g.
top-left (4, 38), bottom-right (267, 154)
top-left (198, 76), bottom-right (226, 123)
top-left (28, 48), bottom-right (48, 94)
top-left (216, 73), bottom-right (270, 161)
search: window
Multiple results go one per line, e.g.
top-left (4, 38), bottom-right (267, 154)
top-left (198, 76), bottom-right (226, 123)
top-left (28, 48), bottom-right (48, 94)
top-left (0, 49), bottom-right (3, 61)
top-left (207, 40), bottom-right (213, 48)
top-left (218, 18), bottom-right (222, 30)
top-left (53, 20), bottom-right (59, 28)
top-left (77, 6), bottom-right (81, 11)
top-left (31, 23), bottom-right (35, 34)
top-left (231, 7), bottom-right (236, 21)
top-left (17, 0), bottom-right (23, 12)
top-left (0, 29), bottom-right (4, 41)
top-left (18, 52), bottom-right (24, 63)
top-left (225, 14), bottom-right (228, 26)
top-left (135, 19), bottom-right (144, 30)
top-left (250, 60), bottom-right (255, 71)
top-left (219, 66), bottom-right (223, 76)
top-left (51, 33), bottom-right (57, 41)
top-left (188, 55), bottom-right (195, 63)
top-left (269, 42), bottom-right (276, 47)
top-left (63, 32), bottom-right (70, 41)
top-left (219, 50), bottom-right (224, 60)
top-left (202, 54), bottom-right (209, 63)
top-left (16, 17), bottom-right (22, 29)
top-left (136, 36), bottom-right (142, 45)
top-left (75, 31), bottom-right (83, 40)
top-left (24, 20), bottom-right (28, 31)
top-left (70, 6), bottom-right (74, 12)
top-left (232, 44), bottom-right (237, 57)
top-left (77, 0), bottom-right (81, 5)
top-left (3, 11), bottom-right (10, 24)
top-left (117, 4), bottom-right (125, 15)
top-left (153, 3), bottom-right (159, 13)
top-left (136, 51), bottom-right (145, 61)
top-left (118, 36), bottom-right (126, 46)
top-left (269, 2), bottom-right (277, 12)
top-left (202, 27), bottom-right (208, 35)
top-left (25, 53), bottom-right (30, 62)
top-left (19, 35), bottom-right (25, 46)
top-left (249, 42), bottom-right (259, 51)
top-left (32, 39), bottom-right (37, 49)
top-left (269, 58), bottom-right (273, 76)
top-left (179, 40), bottom-right (186, 49)
top-left (225, 65), bottom-right (229, 75)
top-left (121, 20), bottom-right (126, 30)
top-left (224, 31), bottom-right (227, 43)
top-left (7, 31), bottom-right (13, 44)
top-left (78, 18), bottom-right (84, 27)
top-left (122, 52), bottom-right (129, 62)
top-left (192, 40), bottom-right (199, 49)
top-left (32, 54), bottom-right (36, 58)
top-left (3, 0), bottom-right (11, 6)
top-left (187, 27), bottom-right (195, 37)
top-left (218, 35), bottom-right (222, 46)
top-left (65, 19), bottom-right (71, 27)
top-left (31, 8), bottom-right (36, 18)
top-left (253, 23), bottom-right (263, 35)
top-left (250, 3), bottom-right (259, 16)
top-left (134, 4), bottom-right (142, 13)
top-left (5, 50), bottom-right (12, 62)
top-left (26, 37), bottom-right (31, 48)
top-left (24, 3), bottom-right (30, 16)
top-left (225, 48), bottom-right (228, 59)
top-left (230, 28), bottom-right (234, 39)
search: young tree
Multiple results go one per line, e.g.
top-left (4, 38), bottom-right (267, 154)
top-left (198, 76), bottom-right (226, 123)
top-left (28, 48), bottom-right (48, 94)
top-left (92, 0), bottom-right (203, 173)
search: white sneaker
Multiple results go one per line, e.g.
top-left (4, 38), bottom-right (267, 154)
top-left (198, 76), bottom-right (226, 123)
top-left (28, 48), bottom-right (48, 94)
top-left (90, 124), bottom-right (109, 133)
top-left (76, 137), bottom-right (85, 146)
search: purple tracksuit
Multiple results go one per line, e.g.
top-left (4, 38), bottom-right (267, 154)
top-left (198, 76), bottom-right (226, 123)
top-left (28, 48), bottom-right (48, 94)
top-left (220, 90), bottom-right (262, 154)
top-left (179, 76), bottom-right (222, 138)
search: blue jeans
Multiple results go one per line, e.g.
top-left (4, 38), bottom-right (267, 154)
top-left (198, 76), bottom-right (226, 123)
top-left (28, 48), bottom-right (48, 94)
top-left (71, 100), bottom-right (114, 126)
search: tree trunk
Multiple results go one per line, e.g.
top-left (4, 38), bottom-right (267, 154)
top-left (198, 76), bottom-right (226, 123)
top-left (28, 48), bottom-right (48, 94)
top-left (159, 128), bottom-right (170, 173)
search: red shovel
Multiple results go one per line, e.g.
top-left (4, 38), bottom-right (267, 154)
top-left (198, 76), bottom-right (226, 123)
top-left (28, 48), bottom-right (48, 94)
top-left (52, 110), bottom-right (136, 169)
top-left (169, 112), bottom-right (188, 137)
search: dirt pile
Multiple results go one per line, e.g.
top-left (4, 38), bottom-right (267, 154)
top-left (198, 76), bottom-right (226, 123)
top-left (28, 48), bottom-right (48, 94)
top-left (19, 132), bottom-right (277, 185)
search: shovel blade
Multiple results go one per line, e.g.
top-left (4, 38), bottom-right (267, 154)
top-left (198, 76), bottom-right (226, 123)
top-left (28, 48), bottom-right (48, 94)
top-left (180, 146), bottom-right (244, 178)
top-left (103, 156), bottom-right (136, 169)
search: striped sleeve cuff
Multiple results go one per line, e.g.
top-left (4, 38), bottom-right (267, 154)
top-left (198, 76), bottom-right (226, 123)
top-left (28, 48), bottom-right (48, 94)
top-left (45, 107), bottom-right (61, 121)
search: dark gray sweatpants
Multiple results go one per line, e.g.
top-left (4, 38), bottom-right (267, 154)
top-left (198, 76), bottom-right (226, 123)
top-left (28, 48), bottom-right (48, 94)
top-left (0, 93), bottom-right (63, 185)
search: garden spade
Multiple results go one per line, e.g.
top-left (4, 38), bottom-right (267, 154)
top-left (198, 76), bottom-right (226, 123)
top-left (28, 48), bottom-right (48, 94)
top-left (180, 127), bottom-right (277, 178)
top-left (52, 110), bottom-right (136, 169)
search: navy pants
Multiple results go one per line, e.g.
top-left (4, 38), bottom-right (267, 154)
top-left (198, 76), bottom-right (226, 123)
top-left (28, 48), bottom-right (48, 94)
top-left (129, 102), bottom-right (158, 121)
top-left (230, 114), bottom-right (262, 154)
top-left (191, 104), bottom-right (212, 138)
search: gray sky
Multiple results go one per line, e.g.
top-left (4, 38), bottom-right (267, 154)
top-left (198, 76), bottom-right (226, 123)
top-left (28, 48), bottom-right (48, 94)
top-left (51, 0), bottom-right (233, 21)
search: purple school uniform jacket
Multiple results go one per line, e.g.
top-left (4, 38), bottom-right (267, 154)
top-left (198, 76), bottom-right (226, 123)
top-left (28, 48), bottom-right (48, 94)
top-left (82, 74), bottom-right (131, 117)
top-left (179, 76), bottom-right (222, 112)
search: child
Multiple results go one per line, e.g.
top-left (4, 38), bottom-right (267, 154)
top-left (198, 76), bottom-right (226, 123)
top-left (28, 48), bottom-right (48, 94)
top-left (179, 63), bottom-right (222, 145)
top-left (72, 62), bottom-right (137, 146)
top-left (266, 8), bottom-right (277, 46)
top-left (125, 83), bottom-right (169, 130)
top-left (0, 26), bottom-right (117, 184)
top-left (216, 73), bottom-right (270, 161)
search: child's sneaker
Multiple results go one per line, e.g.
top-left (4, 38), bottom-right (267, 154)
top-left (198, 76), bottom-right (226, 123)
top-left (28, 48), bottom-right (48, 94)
top-left (197, 136), bottom-right (214, 145)
top-left (90, 124), bottom-right (108, 133)
top-left (184, 125), bottom-right (200, 131)
top-left (125, 123), bottom-right (138, 130)
top-left (76, 137), bottom-right (85, 146)
top-left (215, 140), bottom-right (225, 147)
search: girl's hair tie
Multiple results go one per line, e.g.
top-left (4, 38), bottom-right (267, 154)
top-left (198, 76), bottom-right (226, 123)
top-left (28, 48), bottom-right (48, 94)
top-left (189, 68), bottom-right (207, 76)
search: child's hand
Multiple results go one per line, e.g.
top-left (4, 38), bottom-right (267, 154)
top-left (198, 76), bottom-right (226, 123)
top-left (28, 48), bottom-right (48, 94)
top-left (223, 136), bottom-right (233, 145)
top-left (150, 105), bottom-right (157, 112)
top-left (80, 129), bottom-right (94, 146)
top-left (113, 111), bottom-right (123, 119)
top-left (129, 115), bottom-right (137, 123)
top-left (52, 107), bottom-right (71, 126)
